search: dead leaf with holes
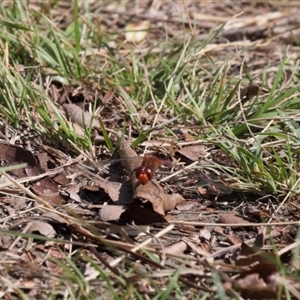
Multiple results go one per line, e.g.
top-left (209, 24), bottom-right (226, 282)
top-left (0, 142), bottom-right (65, 205)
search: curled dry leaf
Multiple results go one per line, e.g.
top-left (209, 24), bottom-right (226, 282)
top-left (27, 221), bottom-right (56, 238)
top-left (165, 241), bottom-right (187, 256)
top-left (63, 104), bottom-right (105, 143)
top-left (135, 185), bottom-right (184, 215)
top-left (86, 177), bottom-right (133, 205)
top-left (219, 213), bottom-right (251, 227)
top-left (63, 103), bottom-right (98, 129)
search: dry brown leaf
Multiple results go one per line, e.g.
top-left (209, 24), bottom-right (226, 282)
top-left (234, 263), bottom-right (281, 299)
top-left (100, 204), bottom-right (128, 222)
top-left (101, 88), bottom-right (115, 105)
top-left (31, 177), bottom-right (65, 205)
top-left (0, 142), bottom-right (41, 178)
top-left (42, 212), bottom-right (67, 224)
top-left (37, 152), bottom-right (50, 171)
top-left (106, 181), bottom-right (133, 204)
top-left (65, 185), bottom-right (81, 202)
top-left (165, 241), bottom-right (187, 256)
top-left (219, 213), bottom-right (251, 227)
top-left (176, 144), bottom-right (209, 161)
top-left (226, 234), bottom-right (242, 245)
top-left (183, 238), bottom-right (211, 257)
top-left (52, 172), bottom-right (71, 185)
top-left (235, 242), bottom-right (279, 267)
top-left (199, 228), bottom-right (211, 241)
top-left (0, 142), bottom-right (66, 205)
top-left (120, 201), bottom-right (167, 225)
top-left (213, 226), bottom-right (224, 234)
top-left (86, 177), bottom-right (133, 205)
top-left (176, 201), bottom-right (197, 211)
top-left (27, 221), bottom-right (56, 238)
top-left (63, 103), bottom-right (98, 128)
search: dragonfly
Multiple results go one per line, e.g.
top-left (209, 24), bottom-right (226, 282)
top-left (90, 155), bottom-right (173, 185)
top-left (134, 156), bottom-right (164, 184)
top-left (82, 155), bottom-right (232, 195)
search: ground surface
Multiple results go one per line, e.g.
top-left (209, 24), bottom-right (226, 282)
top-left (0, 1), bottom-right (300, 299)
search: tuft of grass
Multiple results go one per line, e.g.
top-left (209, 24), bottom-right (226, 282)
top-left (0, 1), bottom-right (300, 299)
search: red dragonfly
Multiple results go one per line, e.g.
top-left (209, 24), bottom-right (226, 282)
top-left (90, 155), bottom-right (232, 195)
top-left (94, 155), bottom-right (172, 185)
top-left (134, 156), bottom-right (164, 185)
